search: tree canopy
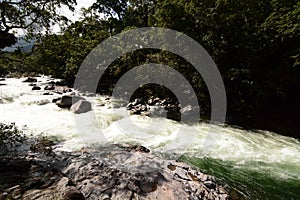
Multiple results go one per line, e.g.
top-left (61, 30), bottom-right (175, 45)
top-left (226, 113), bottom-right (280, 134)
top-left (0, 0), bottom-right (77, 50)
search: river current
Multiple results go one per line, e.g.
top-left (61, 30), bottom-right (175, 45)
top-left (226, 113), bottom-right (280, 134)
top-left (1, 77), bottom-right (299, 199)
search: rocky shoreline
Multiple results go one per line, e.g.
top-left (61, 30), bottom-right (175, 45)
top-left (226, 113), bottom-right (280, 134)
top-left (0, 144), bottom-right (231, 200)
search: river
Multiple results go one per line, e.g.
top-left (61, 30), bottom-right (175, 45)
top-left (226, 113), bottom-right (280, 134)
top-left (1, 77), bottom-right (299, 199)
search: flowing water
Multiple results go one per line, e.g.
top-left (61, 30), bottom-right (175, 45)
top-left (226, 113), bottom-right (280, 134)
top-left (1, 77), bottom-right (299, 199)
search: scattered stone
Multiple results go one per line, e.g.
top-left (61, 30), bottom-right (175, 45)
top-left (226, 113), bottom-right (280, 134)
top-left (129, 145), bottom-right (150, 153)
top-left (22, 77), bottom-right (37, 83)
top-left (63, 88), bottom-right (73, 93)
top-left (53, 86), bottom-right (72, 94)
top-left (47, 81), bottom-right (56, 85)
top-left (70, 100), bottom-right (92, 114)
top-left (126, 97), bottom-right (182, 121)
top-left (32, 86), bottom-right (41, 90)
top-left (129, 109), bottom-right (141, 115)
top-left (204, 180), bottom-right (216, 189)
top-left (44, 85), bottom-right (55, 90)
top-left (36, 99), bottom-right (50, 106)
top-left (0, 78), bottom-right (5, 81)
top-left (52, 97), bottom-right (61, 103)
top-left (43, 92), bottom-right (53, 95)
top-left (167, 164), bottom-right (176, 171)
top-left (54, 81), bottom-right (67, 86)
top-left (0, 98), bottom-right (3, 104)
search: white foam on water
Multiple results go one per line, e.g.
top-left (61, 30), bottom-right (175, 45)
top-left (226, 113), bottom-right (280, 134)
top-left (1, 77), bottom-right (300, 179)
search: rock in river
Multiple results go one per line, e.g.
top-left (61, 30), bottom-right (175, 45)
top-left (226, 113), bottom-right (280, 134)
top-left (44, 85), bottom-right (55, 90)
top-left (55, 95), bottom-right (85, 109)
top-left (70, 100), bottom-right (92, 114)
top-left (22, 77), bottom-right (37, 83)
top-left (32, 86), bottom-right (41, 90)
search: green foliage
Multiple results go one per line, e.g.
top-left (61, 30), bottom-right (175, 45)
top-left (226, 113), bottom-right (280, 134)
top-left (0, 123), bottom-right (26, 156)
top-left (1, 0), bottom-right (298, 135)
top-left (0, 0), bottom-right (77, 62)
top-left (27, 18), bottom-right (110, 84)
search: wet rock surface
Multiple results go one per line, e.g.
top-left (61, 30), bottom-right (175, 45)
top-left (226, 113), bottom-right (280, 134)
top-left (126, 97), bottom-right (200, 122)
top-left (31, 86), bottom-right (41, 90)
top-left (70, 100), bottom-right (92, 114)
top-left (22, 77), bottom-right (37, 83)
top-left (55, 95), bottom-right (85, 109)
top-left (44, 85), bottom-right (55, 91)
top-left (0, 145), bottom-right (230, 200)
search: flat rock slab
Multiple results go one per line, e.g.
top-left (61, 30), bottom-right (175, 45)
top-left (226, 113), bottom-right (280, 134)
top-left (0, 145), bottom-right (230, 200)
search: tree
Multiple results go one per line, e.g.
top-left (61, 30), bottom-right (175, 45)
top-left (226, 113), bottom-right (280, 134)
top-left (0, 0), bottom-right (77, 57)
top-left (28, 17), bottom-right (110, 84)
top-left (7, 0), bottom-right (298, 136)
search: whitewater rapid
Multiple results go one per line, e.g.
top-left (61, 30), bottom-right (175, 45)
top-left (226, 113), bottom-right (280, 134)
top-left (1, 77), bottom-right (300, 197)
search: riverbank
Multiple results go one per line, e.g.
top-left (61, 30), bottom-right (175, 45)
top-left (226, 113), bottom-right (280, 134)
top-left (0, 141), bottom-right (230, 200)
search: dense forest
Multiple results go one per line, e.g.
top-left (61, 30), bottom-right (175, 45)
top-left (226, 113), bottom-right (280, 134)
top-left (1, 0), bottom-right (299, 137)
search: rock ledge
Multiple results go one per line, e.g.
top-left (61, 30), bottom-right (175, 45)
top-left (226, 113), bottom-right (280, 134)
top-left (0, 145), bottom-right (230, 200)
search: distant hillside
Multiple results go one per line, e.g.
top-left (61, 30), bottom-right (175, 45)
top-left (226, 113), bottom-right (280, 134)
top-left (3, 37), bottom-right (35, 52)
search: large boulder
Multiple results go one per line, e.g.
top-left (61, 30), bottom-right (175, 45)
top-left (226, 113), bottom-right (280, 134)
top-left (55, 95), bottom-right (85, 108)
top-left (70, 100), bottom-right (92, 114)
